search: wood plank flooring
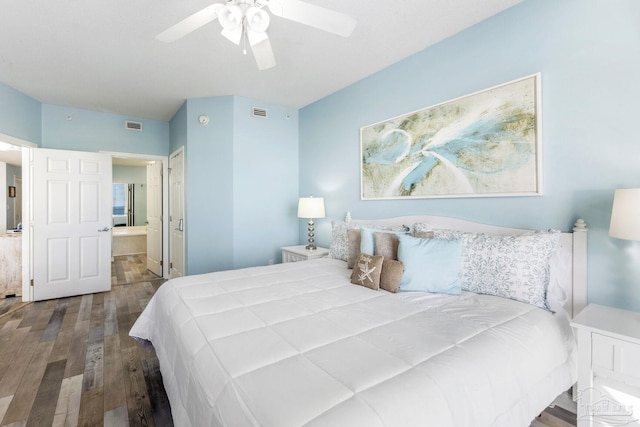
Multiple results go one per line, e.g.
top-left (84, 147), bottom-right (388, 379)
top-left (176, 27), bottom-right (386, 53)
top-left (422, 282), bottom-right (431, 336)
top-left (0, 255), bottom-right (171, 427)
top-left (0, 254), bottom-right (575, 427)
top-left (112, 254), bottom-right (160, 286)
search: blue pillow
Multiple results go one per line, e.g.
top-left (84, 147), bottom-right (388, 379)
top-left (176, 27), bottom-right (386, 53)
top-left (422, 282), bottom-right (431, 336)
top-left (397, 234), bottom-right (463, 294)
top-left (360, 227), bottom-right (405, 255)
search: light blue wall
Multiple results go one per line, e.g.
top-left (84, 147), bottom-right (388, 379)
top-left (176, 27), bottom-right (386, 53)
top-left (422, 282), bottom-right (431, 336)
top-left (232, 97), bottom-right (299, 268)
top-left (113, 165), bottom-right (146, 184)
top-left (181, 96), bottom-right (235, 274)
top-left (0, 83), bottom-right (41, 144)
top-left (41, 104), bottom-right (169, 155)
top-left (169, 102), bottom-right (187, 155)
top-left (174, 96), bottom-right (299, 274)
top-left (299, 0), bottom-right (640, 312)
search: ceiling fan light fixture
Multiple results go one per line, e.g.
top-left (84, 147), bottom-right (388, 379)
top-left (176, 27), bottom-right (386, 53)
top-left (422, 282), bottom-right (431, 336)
top-left (246, 7), bottom-right (270, 33)
top-left (157, 0), bottom-right (358, 70)
top-left (221, 26), bottom-right (243, 45)
top-left (218, 4), bottom-right (243, 31)
top-left (247, 28), bottom-right (268, 46)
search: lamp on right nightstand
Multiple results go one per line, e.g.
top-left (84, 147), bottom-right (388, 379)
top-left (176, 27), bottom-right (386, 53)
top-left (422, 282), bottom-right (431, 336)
top-left (609, 188), bottom-right (640, 241)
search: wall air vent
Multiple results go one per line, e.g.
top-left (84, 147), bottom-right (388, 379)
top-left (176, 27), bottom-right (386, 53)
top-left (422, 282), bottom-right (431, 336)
top-left (125, 120), bottom-right (143, 131)
top-left (252, 106), bottom-right (268, 118)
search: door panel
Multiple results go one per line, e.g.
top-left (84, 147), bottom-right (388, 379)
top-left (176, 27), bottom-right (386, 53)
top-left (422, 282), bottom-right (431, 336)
top-left (33, 148), bottom-right (112, 301)
top-left (169, 148), bottom-right (184, 278)
top-left (146, 161), bottom-right (163, 276)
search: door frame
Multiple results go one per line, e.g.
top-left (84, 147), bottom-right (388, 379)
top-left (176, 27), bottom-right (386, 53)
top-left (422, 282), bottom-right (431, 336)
top-left (104, 151), bottom-right (169, 280)
top-left (0, 133), bottom-right (37, 302)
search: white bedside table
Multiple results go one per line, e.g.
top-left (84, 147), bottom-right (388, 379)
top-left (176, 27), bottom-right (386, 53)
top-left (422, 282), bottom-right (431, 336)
top-left (281, 245), bottom-right (329, 263)
top-left (571, 304), bottom-right (640, 427)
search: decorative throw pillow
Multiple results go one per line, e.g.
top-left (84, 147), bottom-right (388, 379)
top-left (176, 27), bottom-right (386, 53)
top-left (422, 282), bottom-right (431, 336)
top-left (350, 253), bottom-right (384, 290)
top-left (374, 232), bottom-right (400, 260)
top-left (330, 221), bottom-right (403, 263)
top-left (347, 228), bottom-right (361, 269)
top-left (380, 258), bottom-right (403, 293)
top-left (397, 234), bottom-right (463, 294)
top-left (432, 229), bottom-right (561, 309)
top-left (412, 231), bottom-right (434, 239)
top-left (412, 222), bottom-right (435, 235)
top-left (329, 220), bottom-right (350, 261)
top-left (360, 227), bottom-right (408, 256)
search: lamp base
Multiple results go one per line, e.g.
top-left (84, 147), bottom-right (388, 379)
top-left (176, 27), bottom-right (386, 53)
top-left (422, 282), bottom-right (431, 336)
top-left (306, 219), bottom-right (316, 250)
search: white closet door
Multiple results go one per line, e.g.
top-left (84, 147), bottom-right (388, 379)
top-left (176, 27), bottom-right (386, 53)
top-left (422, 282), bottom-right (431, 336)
top-left (169, 148), bottom-right (184, 278)
top-left (146, 161), bottom-right (163, 276)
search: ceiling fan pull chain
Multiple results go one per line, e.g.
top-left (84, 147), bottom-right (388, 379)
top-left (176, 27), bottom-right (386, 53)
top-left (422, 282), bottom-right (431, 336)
top-left (242, 18), bottom-right (248, 55)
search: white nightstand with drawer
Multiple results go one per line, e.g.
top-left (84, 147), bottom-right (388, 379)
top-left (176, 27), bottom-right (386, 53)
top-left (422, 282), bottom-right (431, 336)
top-left (281, 245), bottom-right (329, 263)
top-left (571, 304), bottom-right (640, 427)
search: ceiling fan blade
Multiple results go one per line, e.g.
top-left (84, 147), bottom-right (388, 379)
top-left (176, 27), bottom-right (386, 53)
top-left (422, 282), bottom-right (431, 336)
top-left (251, 38), bottom-right (276, 70)
top-left (267, 0), bottom-right (356, 37)
top-left (156, 3), bottom-right (224, 43)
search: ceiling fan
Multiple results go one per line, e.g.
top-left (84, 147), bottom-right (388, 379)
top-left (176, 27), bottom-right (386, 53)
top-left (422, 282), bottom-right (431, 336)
top-left (156, 0), bottom-right (357, 70)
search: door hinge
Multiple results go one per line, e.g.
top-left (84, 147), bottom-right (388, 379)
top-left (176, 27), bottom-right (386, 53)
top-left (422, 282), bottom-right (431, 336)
top-left (30, 279), bottom-right (34, 287)
top-left (160, 260), bottom-right (163, 267)
top-left (170, 262), bottom-right (173, 269)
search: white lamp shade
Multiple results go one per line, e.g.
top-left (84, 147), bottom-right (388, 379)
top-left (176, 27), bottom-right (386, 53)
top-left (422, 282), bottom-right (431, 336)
top-left (609, 188), bottom-right (640, 240)
top-left (297, 197), bottom-right (325, 219)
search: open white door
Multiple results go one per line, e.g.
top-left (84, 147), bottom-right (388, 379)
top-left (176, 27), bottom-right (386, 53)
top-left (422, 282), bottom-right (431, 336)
top-left (32, 148), bottom-right (112, 301)
top-left (146, 161), bottom-right (163, 276)
top-left (169, 148), bottom-right (184, 278)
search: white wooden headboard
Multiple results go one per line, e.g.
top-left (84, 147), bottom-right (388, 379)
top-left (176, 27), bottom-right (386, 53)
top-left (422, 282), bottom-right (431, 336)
top-left (346, 214), bottom-right (588, 318)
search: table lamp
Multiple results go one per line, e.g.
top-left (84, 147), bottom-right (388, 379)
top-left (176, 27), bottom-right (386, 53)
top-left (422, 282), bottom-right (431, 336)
top-left (297, 196), bottom-right (325, 250)
top-left (609, 188), bottom-right (640, 240)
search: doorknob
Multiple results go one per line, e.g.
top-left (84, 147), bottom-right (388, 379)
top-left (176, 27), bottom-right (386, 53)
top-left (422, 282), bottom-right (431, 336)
top-left (98, 227), bottom-right (111, 232)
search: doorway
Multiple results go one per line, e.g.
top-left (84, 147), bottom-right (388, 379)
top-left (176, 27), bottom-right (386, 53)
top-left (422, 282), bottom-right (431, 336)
top-left (108, 152), bottom-right (169, 285)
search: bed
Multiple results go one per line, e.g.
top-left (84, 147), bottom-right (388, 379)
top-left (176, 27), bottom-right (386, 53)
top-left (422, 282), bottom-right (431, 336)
top-left (130, 215), bottom-right (588, 427)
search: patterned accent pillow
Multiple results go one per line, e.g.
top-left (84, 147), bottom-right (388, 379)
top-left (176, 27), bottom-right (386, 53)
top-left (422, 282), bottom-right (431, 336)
top-left (412, 222), bottom-right (434, 234)
top-left (329, 220), bottom-right (351, 261)
top-left (433, 229), bottom-right (561, 309)
top-left (350, 253), bottom-right (384, 290)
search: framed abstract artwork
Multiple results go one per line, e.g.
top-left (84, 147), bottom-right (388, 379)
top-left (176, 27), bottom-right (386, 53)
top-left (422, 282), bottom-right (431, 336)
top-left (360, 74), bottom-right (542, 200)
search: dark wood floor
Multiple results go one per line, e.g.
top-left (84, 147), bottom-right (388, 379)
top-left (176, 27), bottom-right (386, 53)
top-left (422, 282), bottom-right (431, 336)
top-left (0, 255), bottom-right (172, 427)
top-left (0, 254), bottom-right (575, 427)
top-left (112, 254), bottom-right (160, 286)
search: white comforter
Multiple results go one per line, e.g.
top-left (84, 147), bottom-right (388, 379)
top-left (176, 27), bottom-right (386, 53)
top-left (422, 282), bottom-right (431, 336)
top-left (130, 258), bottom-right (577, 427)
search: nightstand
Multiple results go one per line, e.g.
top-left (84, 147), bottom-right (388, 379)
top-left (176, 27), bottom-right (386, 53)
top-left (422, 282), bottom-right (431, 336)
top-left (571, 304), bottom-right (640, 427)
top-left (281, 245), bottom-right (329, 263)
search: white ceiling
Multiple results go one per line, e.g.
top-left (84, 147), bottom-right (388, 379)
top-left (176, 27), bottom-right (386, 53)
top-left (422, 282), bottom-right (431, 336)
top-left (0, 0), bottom-right (522, 122)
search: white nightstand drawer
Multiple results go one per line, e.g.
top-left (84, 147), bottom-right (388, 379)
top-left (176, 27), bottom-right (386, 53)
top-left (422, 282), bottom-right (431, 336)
top-left (593, 333), bottom-right (640, 387)
top-left (281, 245), bottom-right (330, 263)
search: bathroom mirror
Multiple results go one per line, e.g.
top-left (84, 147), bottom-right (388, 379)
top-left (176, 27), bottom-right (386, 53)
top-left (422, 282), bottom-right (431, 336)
top-left (112, 183), bottom-right (147, 227)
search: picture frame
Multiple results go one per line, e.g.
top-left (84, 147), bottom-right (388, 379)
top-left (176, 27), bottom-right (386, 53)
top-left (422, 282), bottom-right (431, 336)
top-left (360, 74), bottom-right (542, 200)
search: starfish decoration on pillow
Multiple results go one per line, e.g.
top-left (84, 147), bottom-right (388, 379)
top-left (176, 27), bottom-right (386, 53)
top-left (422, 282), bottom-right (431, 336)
top-left (356, 255), bottom-right (377, 284)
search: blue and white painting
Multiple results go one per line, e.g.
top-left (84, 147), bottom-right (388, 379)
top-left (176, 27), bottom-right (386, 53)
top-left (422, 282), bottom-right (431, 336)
top-left (361, 74), bottom-right (541, 199)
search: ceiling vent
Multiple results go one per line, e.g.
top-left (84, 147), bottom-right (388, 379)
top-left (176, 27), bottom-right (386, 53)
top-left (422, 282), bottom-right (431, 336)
top-left (252, 106), bottom-right (268, 118)
top-left (125, 120), bottom-right (143, 131)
